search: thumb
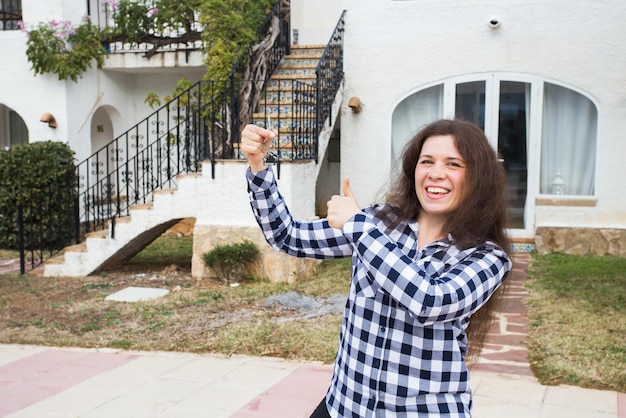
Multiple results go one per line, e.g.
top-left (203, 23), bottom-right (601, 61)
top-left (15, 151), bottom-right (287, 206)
top-left (342, 176), bottom-right (354, 198)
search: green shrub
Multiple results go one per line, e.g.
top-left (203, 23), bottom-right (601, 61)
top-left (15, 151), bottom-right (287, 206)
top-left (201, 240), bottom-right (260, 283)
top-left (0, 141), bottom-right (76, 250)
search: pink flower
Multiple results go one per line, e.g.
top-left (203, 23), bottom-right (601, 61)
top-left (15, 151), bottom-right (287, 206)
top-left (147, 8), bottom-right (159, 18)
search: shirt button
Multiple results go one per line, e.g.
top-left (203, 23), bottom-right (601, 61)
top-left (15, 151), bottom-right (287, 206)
top-left (380, 326), bottom-right (386, 333)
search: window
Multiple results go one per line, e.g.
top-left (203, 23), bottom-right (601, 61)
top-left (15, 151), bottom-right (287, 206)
top-left (0, 0), bottom-right (22, 31)
top-left (391, 84), bottom-right (442, 163)
top-left (540, 82), bottom-right (597, 195)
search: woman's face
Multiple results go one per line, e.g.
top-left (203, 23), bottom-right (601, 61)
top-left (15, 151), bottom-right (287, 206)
top-left (414, 135), bottom-right (467, 221)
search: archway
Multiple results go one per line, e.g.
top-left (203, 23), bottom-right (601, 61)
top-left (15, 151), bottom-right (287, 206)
top-left (0, 104), bottom-right (28, 149)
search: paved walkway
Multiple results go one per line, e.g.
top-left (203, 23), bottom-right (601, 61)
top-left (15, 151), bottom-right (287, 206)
top-left (0, 254), bottom-right (624, 417)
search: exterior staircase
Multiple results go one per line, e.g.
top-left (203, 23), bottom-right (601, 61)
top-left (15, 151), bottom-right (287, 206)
top-left (44, 45), bottom-right (341, 278)
top-left (239, 45), bottom-right (325, 161)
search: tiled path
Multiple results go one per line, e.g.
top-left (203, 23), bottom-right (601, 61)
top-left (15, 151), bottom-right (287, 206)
top-left (473, 252), bottom-right (533, 376)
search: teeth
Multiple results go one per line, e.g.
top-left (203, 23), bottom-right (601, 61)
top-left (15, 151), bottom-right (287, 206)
top-left (427, 187), bottom-right (448, 194)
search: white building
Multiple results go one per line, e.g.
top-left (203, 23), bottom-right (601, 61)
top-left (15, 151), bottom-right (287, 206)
top-left (1, 0), bottom-right (625, 278)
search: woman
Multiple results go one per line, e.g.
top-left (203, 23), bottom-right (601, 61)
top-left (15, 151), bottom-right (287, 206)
top-left (240, 118), bottom-right (512, 417)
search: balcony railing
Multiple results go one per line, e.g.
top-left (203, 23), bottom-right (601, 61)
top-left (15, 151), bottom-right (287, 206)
top-left (87, 0), bottom-right (202, 55)
top-left (0, 0), bottom-right (22, 31)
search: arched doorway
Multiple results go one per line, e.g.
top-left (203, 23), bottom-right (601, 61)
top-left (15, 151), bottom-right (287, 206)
top-left (0, 104), bottom-right (28, 149)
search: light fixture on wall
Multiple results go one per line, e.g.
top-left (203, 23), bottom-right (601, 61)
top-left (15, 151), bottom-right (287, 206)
top-left (40, 113), bottom-right (57, 128)
top-left (348, 97), bottom-right (363, 113)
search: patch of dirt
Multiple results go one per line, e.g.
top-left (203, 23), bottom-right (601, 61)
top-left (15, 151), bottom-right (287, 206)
top-left (0, 264), bottom-right (218, 329)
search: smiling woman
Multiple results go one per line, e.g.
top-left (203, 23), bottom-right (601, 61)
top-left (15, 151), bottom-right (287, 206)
top-left (241, 118), bottom-right (512, 417)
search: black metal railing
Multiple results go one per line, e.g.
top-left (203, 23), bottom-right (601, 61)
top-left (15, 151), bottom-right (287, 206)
top-left (75, 80), bottom-right (219, 236)
top-left (87, 0), bottom-right (203, 55)
top-left (315, 10), bottom-right (345, 162)
top-left (0, 0), bottom-right (21, 31)
top-left (17, 182), bottom-right (76, 274)
top-left (74, 6), bottom-right (345, 240)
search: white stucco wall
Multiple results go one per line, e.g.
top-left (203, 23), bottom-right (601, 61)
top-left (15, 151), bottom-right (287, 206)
top-left (339, 0), bottom-right (626, 230)
top-left (291, 0), bottom-right (344, 45)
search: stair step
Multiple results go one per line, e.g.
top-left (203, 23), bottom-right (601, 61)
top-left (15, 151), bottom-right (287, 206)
top-left (85, 229), bottom-right (109, 239)
top-left (288, 45), bottom-right (325, 56)
top-left (45, 255), bottom-right (66, 265)
top-left (279, 59), bottom-right (319, 68)
top-left (154, 188), bottom-right (177, 195)
top-left (63, 243), bottom-right (87, 253)
top-left (115, 215), bottom-right (131, 224)
top-left (257, 104), bottom-right (317, 115)
top-left (130, 203), bottom-right (153, 211)
top-left (252, 114), bottom-right (318, 130)
top-left (267, 76), bottom-right (316, 89)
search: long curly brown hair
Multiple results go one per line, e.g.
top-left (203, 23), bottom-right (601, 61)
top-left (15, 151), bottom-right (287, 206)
top-left (386, 118), bottom-right (511, 365)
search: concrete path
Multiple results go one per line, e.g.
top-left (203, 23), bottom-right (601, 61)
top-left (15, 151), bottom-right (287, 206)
top-left (0, 253), bottom-right (624, 417)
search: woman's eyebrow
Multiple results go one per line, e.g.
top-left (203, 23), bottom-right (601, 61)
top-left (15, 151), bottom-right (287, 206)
top-left (419, 154), bottom-right (464, 161)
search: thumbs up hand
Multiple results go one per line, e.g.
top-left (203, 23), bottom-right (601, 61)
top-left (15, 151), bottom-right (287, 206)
top-left (327, 177), bottom-right (361, 230)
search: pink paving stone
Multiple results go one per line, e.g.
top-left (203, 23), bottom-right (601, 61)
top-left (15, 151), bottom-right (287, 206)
top-left (484, 334), bottom-right (527, 346)
top-left (232, 364), bottom-right (333, 418)
top-left (0, 349), bottom-right (138, 416)
top-left (471, 362), bottom-right (533, 376)
top-left (618, 392), bottom-right (626, 418)
top-left (481, 347), bottom-right (529, 363)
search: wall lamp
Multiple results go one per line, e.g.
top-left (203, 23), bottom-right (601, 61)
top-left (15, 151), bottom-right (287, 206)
top-left (348, 97), bottom-right (363, 113)
top-left (40, 113), bottom-right (57, 128)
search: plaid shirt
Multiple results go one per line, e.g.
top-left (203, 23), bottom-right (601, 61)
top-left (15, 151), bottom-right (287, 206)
top-left (247, 168), bottom-right (512, 417)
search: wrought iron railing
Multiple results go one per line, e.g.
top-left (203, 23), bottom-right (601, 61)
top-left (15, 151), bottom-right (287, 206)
top-left (87, 0), bottom-right (203, 55)
top-left (17, 182), bottom-right (76, 274)
top-left (315, 10), bottom-right (346, 162)
top-left (74, 5), bottom-right (345, 240)
top-left (0, 0), bottom-right (21, 31)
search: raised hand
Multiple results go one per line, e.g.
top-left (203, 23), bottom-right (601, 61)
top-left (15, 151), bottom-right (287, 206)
top-left (240, 124), bottom-right (276, 172)
top-left (327, 176), bottom-right (361, 230)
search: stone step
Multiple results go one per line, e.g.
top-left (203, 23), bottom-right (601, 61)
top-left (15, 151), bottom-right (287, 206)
top-left (257, 103), bottom-right (317, 115)
top-left (278, 58), bottom-right (320, 68)
top-left (274, 67), bottom-right (317, 77)
top-left (252, 113), bottom-right (318, 130)
top-left (288, 45), bottom-right (325, 56)
top-left (267, 75), bottom-right (316, 89)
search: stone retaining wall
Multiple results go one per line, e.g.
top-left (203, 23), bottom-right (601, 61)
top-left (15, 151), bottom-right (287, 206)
top-left (535, 227), bottom-right (626, 256)
top-left (192, 224), bottom-right (320, 283)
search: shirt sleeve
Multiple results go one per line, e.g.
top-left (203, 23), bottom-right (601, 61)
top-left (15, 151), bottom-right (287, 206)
top-left (246, 167), bottom-right (353, 259)
top-left (343, 212), bottom-right (512, 325)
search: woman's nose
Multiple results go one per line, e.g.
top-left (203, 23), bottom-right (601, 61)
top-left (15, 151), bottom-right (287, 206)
top-left (428, 163), bottom-right (445, 179)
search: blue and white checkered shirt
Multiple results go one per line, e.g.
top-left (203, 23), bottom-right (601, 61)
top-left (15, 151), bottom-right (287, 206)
top-left (247, 167), bottom-right (512, 417)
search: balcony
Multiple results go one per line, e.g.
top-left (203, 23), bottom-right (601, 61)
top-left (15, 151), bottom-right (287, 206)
top-left (88, 0), bottom-right (204, 72)
top-left (0, 0), bottom-right (21, 31)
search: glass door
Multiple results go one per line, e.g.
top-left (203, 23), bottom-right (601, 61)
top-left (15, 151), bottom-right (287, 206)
top-left (452, 78), bottom-right (530, 230)
top-left (496, 81), bottom-right (529, 229)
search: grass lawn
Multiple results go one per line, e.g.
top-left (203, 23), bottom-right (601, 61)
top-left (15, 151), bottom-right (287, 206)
top-left (526, 252), bottom-right (626, 393)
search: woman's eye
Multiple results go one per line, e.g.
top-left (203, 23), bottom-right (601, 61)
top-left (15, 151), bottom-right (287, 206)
top-left (419, 159), bottom-right (433, 165)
